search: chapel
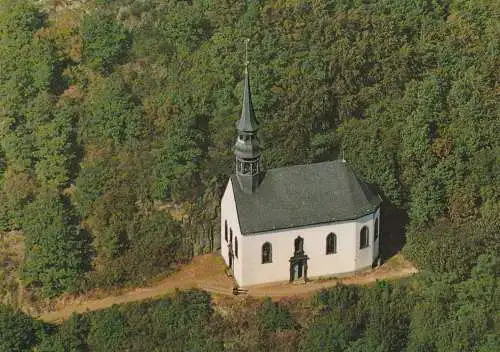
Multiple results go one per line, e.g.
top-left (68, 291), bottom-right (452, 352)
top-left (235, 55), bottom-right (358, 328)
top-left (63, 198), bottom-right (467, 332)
top-left (221, 62), bottom-right (382, 287)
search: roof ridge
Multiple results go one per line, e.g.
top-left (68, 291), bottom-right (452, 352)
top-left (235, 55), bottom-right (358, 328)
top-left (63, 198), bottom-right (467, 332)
top-left (264, 160), bottom-right (346, 174)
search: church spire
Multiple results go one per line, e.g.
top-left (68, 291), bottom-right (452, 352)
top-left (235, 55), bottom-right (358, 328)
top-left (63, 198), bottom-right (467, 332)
top-left (237, 40), bottom-right (259, 133)
top-left (234, 39), bottom-right (262, 194)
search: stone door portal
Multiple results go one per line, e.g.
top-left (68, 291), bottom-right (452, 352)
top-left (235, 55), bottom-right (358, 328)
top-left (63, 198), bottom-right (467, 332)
top-left (290, 236), bottom-right (308, 282)
top-left (289, 256), bottom-right (308, 282)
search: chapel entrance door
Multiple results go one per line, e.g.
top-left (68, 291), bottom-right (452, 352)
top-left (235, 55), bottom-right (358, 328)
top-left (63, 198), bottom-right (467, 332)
top-left (290, 257), bottom-right (308, 282)
top-left (292, 261), bottom-right (304, 280)
top-left (289, 236), bottom-right (308, 283)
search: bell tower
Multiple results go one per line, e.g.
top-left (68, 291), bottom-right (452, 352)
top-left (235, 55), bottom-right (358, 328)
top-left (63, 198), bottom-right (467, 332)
top-left (235, 41), bottom-right (261, 194)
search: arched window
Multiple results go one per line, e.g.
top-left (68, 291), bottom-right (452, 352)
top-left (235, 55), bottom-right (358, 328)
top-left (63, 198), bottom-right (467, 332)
top-left (374, 218), bottom-right (379, 241)
top-left (262, 242), bottom-right (272, 264)
top-left (294, 236), bottom-right (304, 254)
top-left (326, 233), bottom-right (337, 254)
top-left (224, 221), bottom-right (228, 242)
top-left (360, 226), bottom-right (369, 249)
top-left (230, 228), bottom-right (233, 244)
top-left (235, 237), bottom-right (238, 258)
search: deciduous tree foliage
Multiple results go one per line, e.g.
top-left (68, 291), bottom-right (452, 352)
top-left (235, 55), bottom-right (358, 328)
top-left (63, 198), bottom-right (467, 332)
top-left (259, 297), bottom-right (293, 328)
top-left (300, 257), bottom-right (498, 351)
top-left (38, 314), bottom-right (90, 352)
top-left (22, 191), bottom-right (91, 297)
top-left (2, 255), bottom-right (498, 351)
top-left (83, 73), bottom-right (144, 145)
top-left (81, 12), bottom-right (130, 74)
top-left (406, 255), bottom-right (499, 352)
top-left (87, 307), bottom-right (127, 352)
top-left (0, 0), bottom-right (497, 325)
top-left (83, 289), bottom-right (222, 352)
top-left (0, 0), bottom-right (66, 230)
top-left (0, 303), bottom-right (49, 352)
top-left (152, 113), bottom-right (207, 201)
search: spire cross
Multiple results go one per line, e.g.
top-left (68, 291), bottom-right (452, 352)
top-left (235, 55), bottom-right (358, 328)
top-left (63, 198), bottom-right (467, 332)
top-left (244, 38), bottom-right (250, 72)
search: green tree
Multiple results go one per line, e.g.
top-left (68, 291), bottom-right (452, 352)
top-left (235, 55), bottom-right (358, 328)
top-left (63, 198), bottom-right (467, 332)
top-left (83, 74), bottom-right (144, 145)
top-left (353, 284), bottom-right (412, 352)
top-left (0, 303), bottom-right (41, 352)
top-left (257, 298), bottom-right (297, 334)
top-left (88, 307), bottom-right (126, 352)
top-left (300, 315), bottom-right (355, 352)
top-left (39, 313), bottom-right (90, 352)
top-left (81, 13), bottom-right (130, 73)
top-left (125, 211), bottom-right (184, 283)
top-left (152, 113), bottom-right (207, 201)
top-left (339, 117), bottom-right (403, 206)
top-left (407, 255), bottom-right (499, 352)
top-left (22, 191), bottom-right (91, 297)
top-left (405, 219), bottom-right (497, 279)
top-left (86, 185), bottom-right (135, 261)
top-left (25, 93), bottom-right (77, 188)
top-left (73, 151), bottom-right (118, 218)
top-left (300, 285), bottom-right (363, 351)
top-left (0, 1), bottom-right (54, 176)
top-left (435, 255), bottom-right (499, 352)
top-left (406, 273), bottom-right (456, 352)
top-left (143, 290), bottom-right (222, 351)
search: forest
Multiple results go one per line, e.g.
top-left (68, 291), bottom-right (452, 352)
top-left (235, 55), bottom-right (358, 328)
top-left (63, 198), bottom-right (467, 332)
top-left (0, 0), bottom-right (498, 350)
top-left (2, 259), bottom-right (498, 351)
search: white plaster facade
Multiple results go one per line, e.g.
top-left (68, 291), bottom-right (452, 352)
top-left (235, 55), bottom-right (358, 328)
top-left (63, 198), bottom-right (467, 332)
top-left (221, 179), bottom-right (381, 287)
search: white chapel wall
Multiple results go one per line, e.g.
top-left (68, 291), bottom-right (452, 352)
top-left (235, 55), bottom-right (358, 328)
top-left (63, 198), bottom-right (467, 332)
top-left (354, 210), bottom-right (378, 271)
top-left (220, 179), bottom-right (243, 284)
top-left (239, 219), bottom-right (363, 287)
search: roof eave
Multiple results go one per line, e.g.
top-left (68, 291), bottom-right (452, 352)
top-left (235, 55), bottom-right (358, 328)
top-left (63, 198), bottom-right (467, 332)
top-left (239, 204), bottom-right (382, 236)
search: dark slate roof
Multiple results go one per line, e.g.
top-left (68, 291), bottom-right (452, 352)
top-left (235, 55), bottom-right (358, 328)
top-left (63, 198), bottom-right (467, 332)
top-left (231, 160), bottom-right (381, 234)
top-left (236, 68), bottom-right (259, 132)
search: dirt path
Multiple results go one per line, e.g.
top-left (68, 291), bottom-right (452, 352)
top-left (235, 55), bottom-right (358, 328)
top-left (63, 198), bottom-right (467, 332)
top-left (38, 253), bottom-right (417, 323)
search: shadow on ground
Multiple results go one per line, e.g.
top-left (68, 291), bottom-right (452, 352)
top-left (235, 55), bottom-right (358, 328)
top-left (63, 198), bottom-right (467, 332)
top-left (380, 206), bottom-right (408, 263)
